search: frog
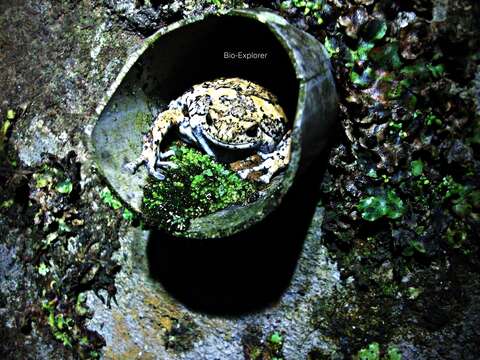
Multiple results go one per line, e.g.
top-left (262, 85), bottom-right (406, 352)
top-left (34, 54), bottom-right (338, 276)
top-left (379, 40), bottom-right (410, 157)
top-left (124, 77), bottom-right (291, 184)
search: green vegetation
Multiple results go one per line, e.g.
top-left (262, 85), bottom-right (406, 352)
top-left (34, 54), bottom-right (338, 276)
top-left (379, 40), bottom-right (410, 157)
top-left (357, 189), bottom-right (405, 221)
top-left (0, 198), bottom-right (14, 208)
top-left (358, 342), bottom-right (380, 360)
top-left (319, 0), bottom-right (479, 349)
top-left (56, 179), bottom-right (73, 194)
top-left (42, 299), bottom-right (74, 347)
top-left (162, 316), bottom-right (199, 353)
top-left (410, 160), bottom-right (423, 177)
top-left (0, 110), bottom-right (14, 161)
top-left (122, 208), bottom-right (134, 221)
top-left (345, 21), bottom-right (389, 89)
top-left (6, 109), bottom-right (16, 120)
top-left (75, 293), bottom-right (89, 316)
top-left (2, 152), bottom-right (121, 358)
top-left (424, 113), bottom-right (442, 127)
top-left (99, 187), bottom-right (122, 209)
top-left (38, 262), bottom-right (50, 276)
top-left (99, 187), bottom-right (135, 222)
top-left (207, 0), bottom-right (228, 7)
top-left (323, 37), bottom-right (340, 58)
top-left (440, 176), bottom-right (480, 218)
top-left (33, 164), bottom-right (75, 197)
top-left (269, 332), bottom-right (283, 345)
top-left (357, 343), bottom-right (402, 360)
top-left (387, 347), bottom-right (402, 360)
top-left (242, 326), bottom-right (285, 360)
top-left (143, 145), bottom-right (256, 232)
top-left (281, 0), bottom-right (324, 24)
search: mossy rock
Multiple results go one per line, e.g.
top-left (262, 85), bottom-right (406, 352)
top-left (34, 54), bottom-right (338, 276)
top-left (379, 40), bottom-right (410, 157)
top-left (91, 9), bottom-right (337, 238)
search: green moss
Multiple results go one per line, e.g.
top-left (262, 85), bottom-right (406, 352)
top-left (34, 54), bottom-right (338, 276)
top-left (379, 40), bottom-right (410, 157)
top-left (143, 145), bottom-right (257, 232)
top-left (134, 111), bottom-right (152, 133)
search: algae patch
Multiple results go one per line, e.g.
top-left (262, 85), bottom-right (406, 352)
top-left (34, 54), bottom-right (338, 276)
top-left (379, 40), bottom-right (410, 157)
top-left (133, 111), bottom-right (152, 133)
top-left (142, 145), bottom-right (257, 232)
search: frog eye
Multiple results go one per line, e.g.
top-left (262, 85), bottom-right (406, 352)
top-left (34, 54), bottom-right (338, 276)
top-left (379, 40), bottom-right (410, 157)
top-left (206, 113), bottom-right (213, 126)
top-left (246, 124), bottom-right (259, 137)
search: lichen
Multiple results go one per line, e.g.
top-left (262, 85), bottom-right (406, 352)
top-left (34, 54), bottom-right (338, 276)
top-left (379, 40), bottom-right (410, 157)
top-left (163, 316), bottom-right (199, 353)
top-left (133, 111), bottom-right (152, 133)
top-left (142, 144), bottom-right (257, 232)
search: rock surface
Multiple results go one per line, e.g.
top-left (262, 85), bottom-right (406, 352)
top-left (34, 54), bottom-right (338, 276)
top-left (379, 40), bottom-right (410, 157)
top-left (86, 208), bottom-right (342, 359)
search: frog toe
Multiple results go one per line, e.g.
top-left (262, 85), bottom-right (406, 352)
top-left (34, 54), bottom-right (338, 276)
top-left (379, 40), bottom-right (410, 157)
top-left (258, 152), bottom-right (271, 160)
top-left (146, 163), bottom-right (165, 180)
top-left (151, 170), bottom-right (166, 180)
top-left (259, 174), bottom-right (272, 184)
top-left (123, 161), bottom-right (138, 174)
top-left (156, 160), bottom-right (178, 169)
top-left (159, 150), bottom-right (175, 159)
top-left (238, 169), bottom-right (251, 179)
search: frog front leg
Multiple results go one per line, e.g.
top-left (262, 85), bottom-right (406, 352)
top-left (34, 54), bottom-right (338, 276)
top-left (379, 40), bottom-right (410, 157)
top-left (189, 114), bottom-right (216, 158)
top-left (124, 109), bottom-right (183, 180)
top-left (238, 130), bottom-right (291, 184)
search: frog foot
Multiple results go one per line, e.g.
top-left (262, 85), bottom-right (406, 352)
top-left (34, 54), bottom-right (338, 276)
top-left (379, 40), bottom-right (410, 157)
top-left (124, 158), bottom-right (143, 174)
top-left (147, 163), bottom-right (166, 180)
top-left (238, 158), bottom-right (275, 184)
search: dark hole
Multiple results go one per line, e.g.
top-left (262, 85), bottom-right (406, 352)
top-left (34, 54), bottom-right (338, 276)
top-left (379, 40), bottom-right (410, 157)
top-left (245, 124), bottom-right (258, 137)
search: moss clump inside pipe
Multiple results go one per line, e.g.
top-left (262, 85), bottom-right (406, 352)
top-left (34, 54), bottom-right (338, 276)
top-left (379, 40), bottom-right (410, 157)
top-left (142, 145), bottom-right (258, 232)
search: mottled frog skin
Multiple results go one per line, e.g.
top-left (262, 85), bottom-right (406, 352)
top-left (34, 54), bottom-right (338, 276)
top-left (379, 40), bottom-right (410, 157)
top-left (125, 77), bottom-right (291, 183)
